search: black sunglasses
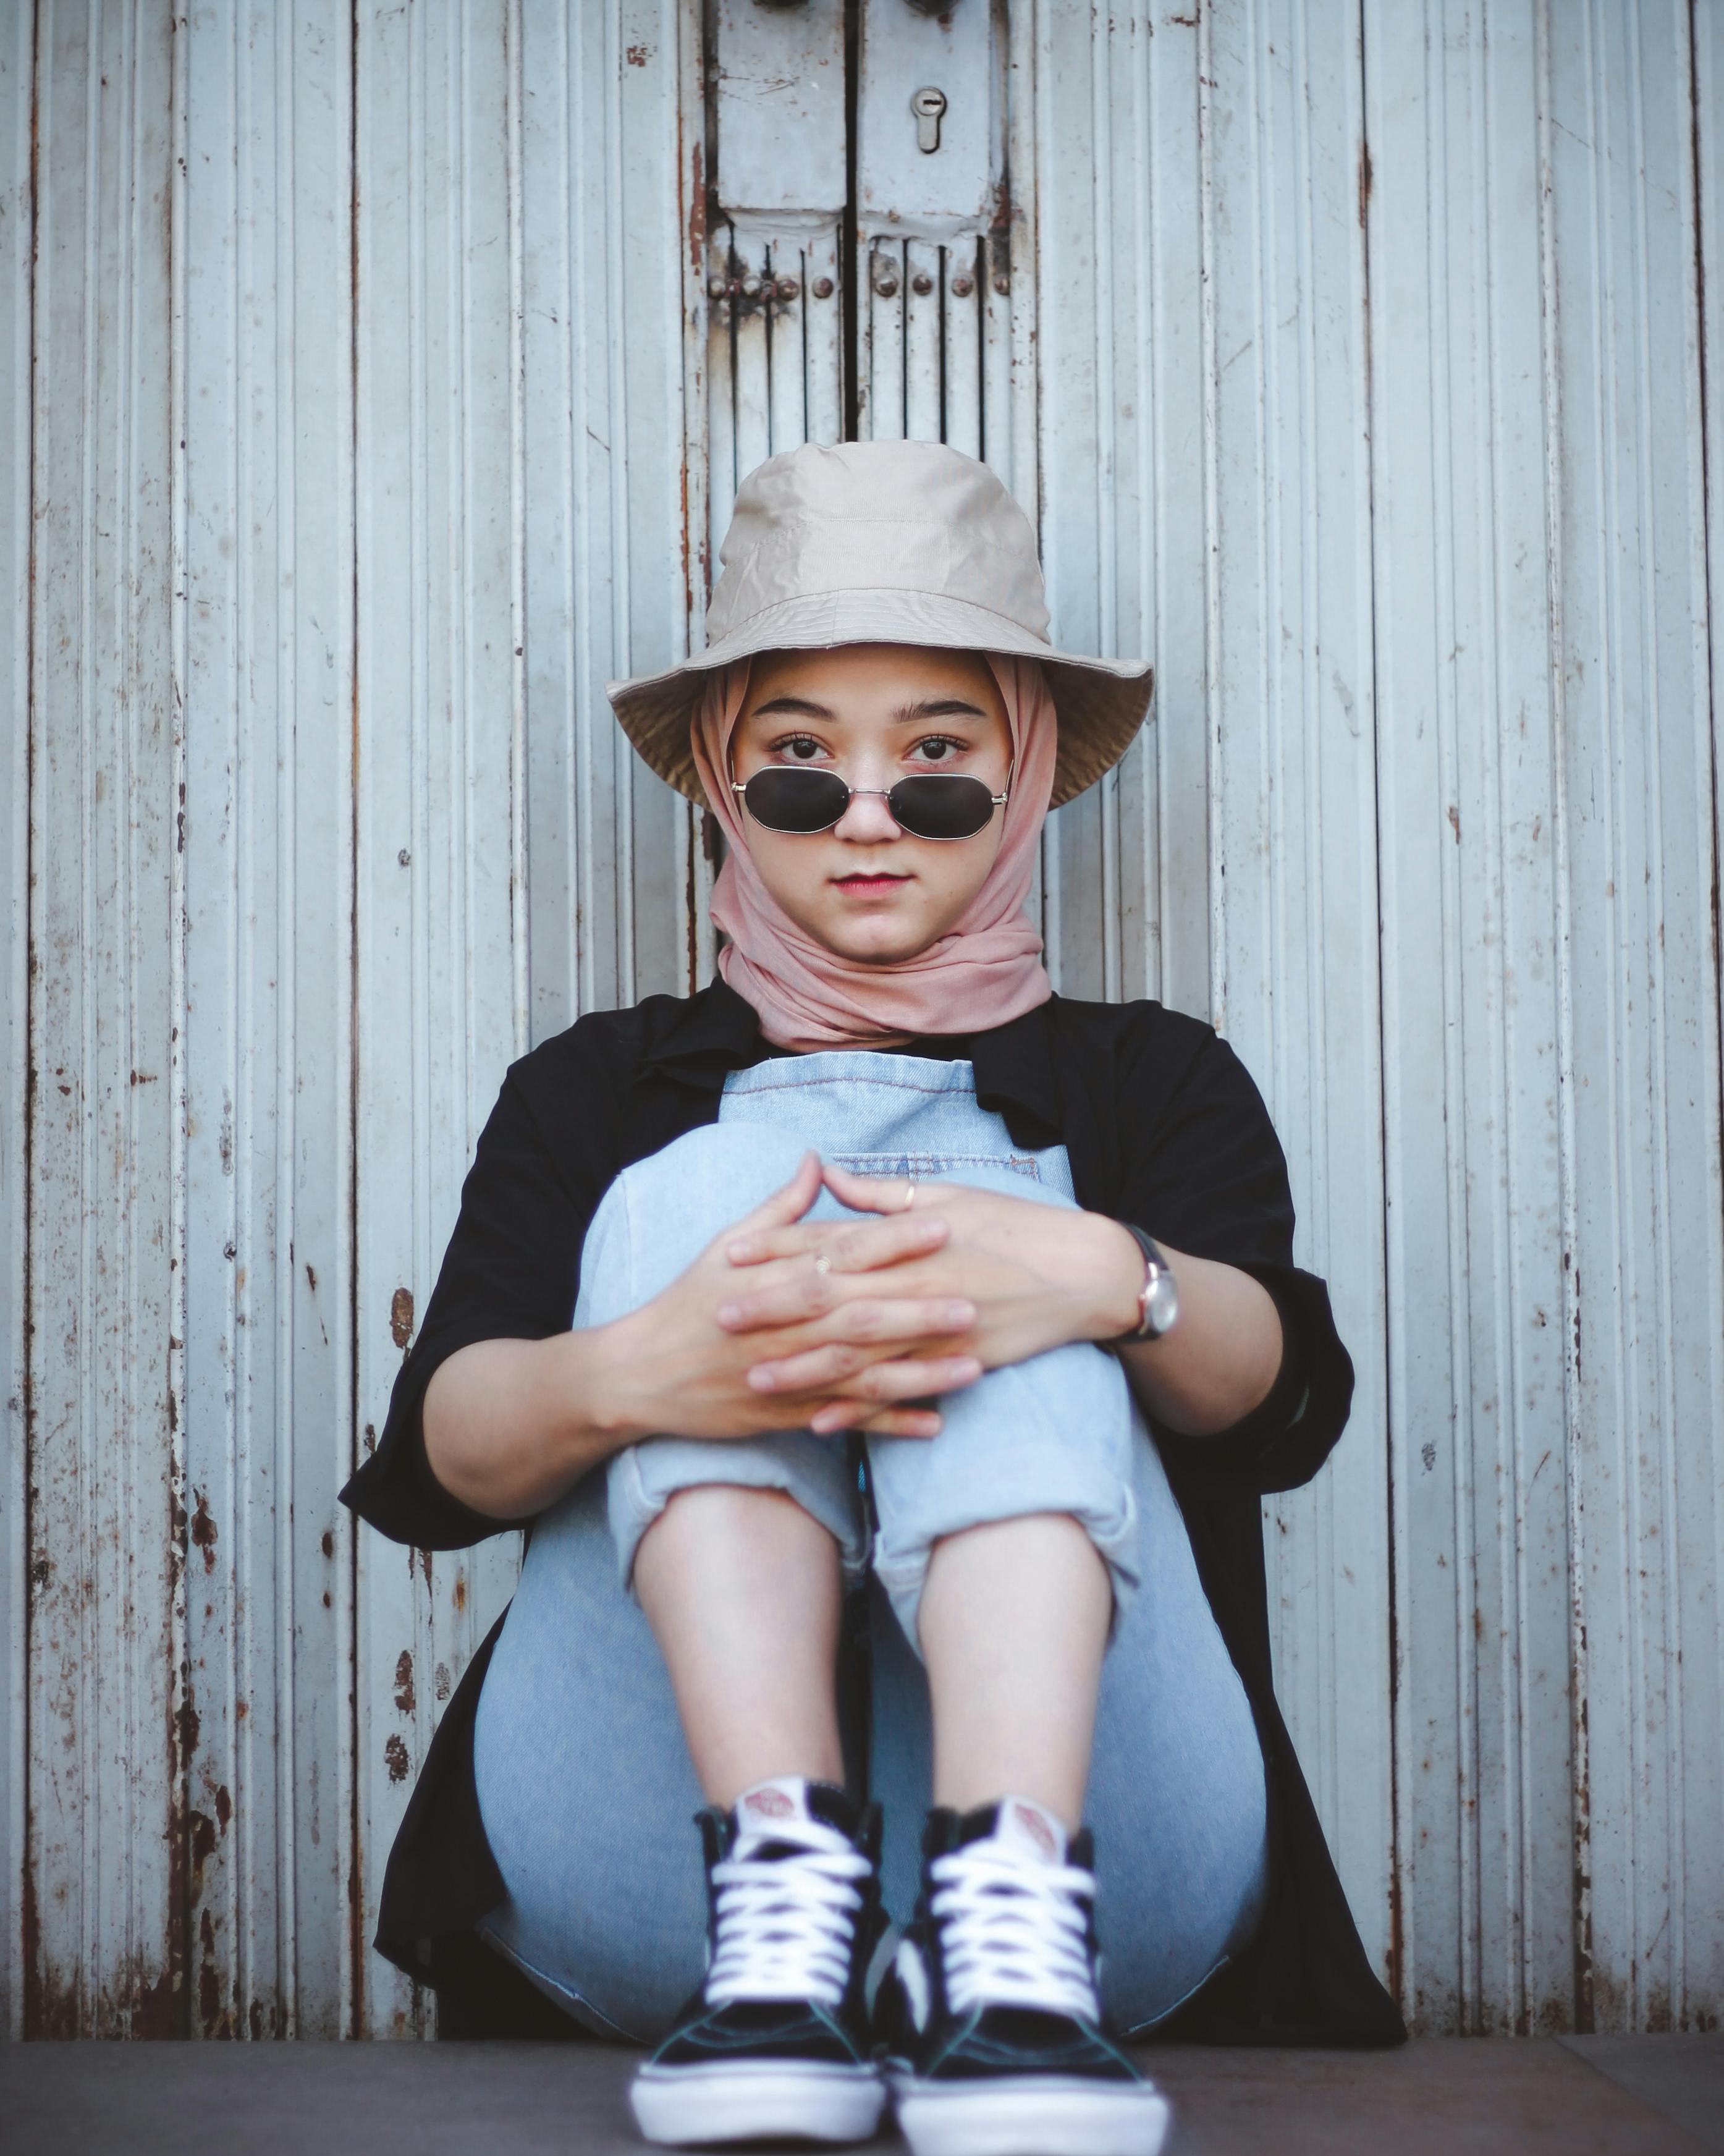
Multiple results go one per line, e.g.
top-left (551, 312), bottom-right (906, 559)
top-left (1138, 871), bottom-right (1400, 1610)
top-left (732, 766), bottom-right (1010, 841)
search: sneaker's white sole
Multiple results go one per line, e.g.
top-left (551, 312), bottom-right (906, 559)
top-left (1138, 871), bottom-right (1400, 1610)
top-left (631, 2059), bottom-right (887, 2146)
top-left (889, 2073), bottom-right (1171, 2156)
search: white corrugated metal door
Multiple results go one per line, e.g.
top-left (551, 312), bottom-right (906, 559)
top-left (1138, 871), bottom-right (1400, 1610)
top-left (2, 0), bottom-right (1721, 2042)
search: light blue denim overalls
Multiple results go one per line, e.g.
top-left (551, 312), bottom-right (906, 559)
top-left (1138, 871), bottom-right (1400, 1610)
top-left (473, 1052), bottom-right (1267, 2043)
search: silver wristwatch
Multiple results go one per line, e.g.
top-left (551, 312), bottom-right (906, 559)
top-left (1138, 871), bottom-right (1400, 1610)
top-left (1113, 1224), bottom-right (1180, 1342)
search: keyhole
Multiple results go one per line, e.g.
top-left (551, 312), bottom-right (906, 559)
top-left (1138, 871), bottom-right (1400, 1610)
top-left (911, 85), bottom-right (947, 155)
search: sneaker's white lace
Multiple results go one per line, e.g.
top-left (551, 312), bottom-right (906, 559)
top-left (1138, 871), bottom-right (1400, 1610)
top-left (928, 1843), bottom-right (1101, 2020)
top-left (705, 1832), bottom-right (873, 2008)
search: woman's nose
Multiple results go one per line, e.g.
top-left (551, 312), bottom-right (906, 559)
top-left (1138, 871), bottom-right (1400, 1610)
top-left (832, 787), bottom-right (903, 842)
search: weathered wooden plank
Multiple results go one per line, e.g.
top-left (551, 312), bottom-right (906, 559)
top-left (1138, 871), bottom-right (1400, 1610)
top-left (26, 0), bottom-right (181, 2038)
top-left (178, 0), bottom-right (355, 2039)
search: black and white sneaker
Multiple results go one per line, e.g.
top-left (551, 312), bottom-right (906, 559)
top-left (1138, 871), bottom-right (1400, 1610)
top-left (630, 1776), bottom-right (889, 2147)
top-left (875, 1798), bottom-right (1171, 2156)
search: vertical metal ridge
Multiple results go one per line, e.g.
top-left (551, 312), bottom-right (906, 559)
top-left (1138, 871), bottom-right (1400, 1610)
top-left (1532, 0), bottom-right (1591, 2038)
top-left (0, 0), bottom-right (33, 2045)
top-left (1126, 6), bottom-right (1159, 1004)
top-left (270, 0), bottom-right (301, 2020)
top-left (506, 0), bottom-right (529, 1054)
top-left (566, 0), bottom-right (595, 1020)
top-left (1618, 0), bottom-right (1684, 2016)
top-left (166, 0), bottom-right (192, 2044)
top-left (1198, 0), bottom-right (1223, 1028)
top-left (603, 0), bottom-right (634, 1005)
top-left (1474, 0), bottom-right (1535, 2021)
top-left (1422, 0), bottom-right (1480, 2021)
top-left (229, 0), bottom-right (253, 2034)
top-left (1694, 0), bottom-right (1724, 2042)
top-left (1089, 11), bottom-right (1120, 1006)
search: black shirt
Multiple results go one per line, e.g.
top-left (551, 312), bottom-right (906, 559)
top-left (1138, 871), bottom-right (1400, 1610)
top-left (340, 981), bottom-right (1405, 2047)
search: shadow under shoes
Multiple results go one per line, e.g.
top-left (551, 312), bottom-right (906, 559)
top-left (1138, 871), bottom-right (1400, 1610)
top-left (875, 1799), bottom-right (1172, 2156)
top-left (630, 1777), bottom-right (889, 2147)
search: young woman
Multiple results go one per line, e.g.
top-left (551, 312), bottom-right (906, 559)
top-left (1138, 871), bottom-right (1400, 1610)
top-left (342, 442), bottom-right (1403, 2156)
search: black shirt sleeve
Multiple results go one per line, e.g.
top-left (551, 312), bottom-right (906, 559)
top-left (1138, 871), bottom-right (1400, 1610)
top-left (1111, 1017), bottom-right (1354, 1497)
top-left (339, 1050), bottom-right (615, 1550)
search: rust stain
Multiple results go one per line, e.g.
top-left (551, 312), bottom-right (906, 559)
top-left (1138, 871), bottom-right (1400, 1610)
top-left (625, 41), bottom-right (649, 66)
top-left (1358, 138), bottom-right (1373, 229)
top-left (384, 1733), bottom-right (411, 1784)
top-left (393, 1649), bottom-right (415, 1716)
top-left (389, 1285), bottom-right (414, 1351)
top-left (322, 1528), bottom-right (336, 1558)
top-left (190, 1488), bottom-right (218, 1570)
top-left (214, 1784), bottom-right (232, 1832)
top-left (188, 1809), bottom-right (218, 1898)
top-left (452, 1571), bottom-right (467, 1613)
top-left (198, 1908), bottom-right (227, 2038)
top-left (1447, 803), bottom-right (1461, 843)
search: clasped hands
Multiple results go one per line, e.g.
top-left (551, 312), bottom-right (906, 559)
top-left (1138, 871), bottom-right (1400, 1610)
top-left (612, 1151), bottom-right (1146, 1442)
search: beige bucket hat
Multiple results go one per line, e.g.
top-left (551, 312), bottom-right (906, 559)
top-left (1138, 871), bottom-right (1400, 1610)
top-left (606, 440), bottom-right (1154, 812)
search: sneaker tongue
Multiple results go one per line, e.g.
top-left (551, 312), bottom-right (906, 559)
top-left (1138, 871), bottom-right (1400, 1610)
top-left (967, 1796), bottom-right (1070, 1867)
top-left (732, 1775), bottom-right (851, 1856)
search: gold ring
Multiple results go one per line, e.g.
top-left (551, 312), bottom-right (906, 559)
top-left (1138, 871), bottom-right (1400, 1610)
top-left (901, 1180), bottom-right (917, 1212)
top-left (813, 1253), bottom-right (832, 1275)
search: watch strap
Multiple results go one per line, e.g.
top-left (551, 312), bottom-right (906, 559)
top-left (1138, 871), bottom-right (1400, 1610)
top-left (1107, 1223), bottom-right (1174, 1344)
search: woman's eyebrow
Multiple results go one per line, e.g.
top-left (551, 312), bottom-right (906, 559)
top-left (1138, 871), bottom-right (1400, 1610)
top-left (748, 695), bottom-right (835, 719)
top-left (891, 699), bottom-right (989, 723)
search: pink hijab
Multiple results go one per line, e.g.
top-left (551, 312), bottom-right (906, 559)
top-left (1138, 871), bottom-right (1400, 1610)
top-left (690, 654), bottom-right (1056, 1052)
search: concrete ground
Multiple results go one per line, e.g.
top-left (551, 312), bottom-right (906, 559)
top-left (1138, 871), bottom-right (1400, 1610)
top-left (1, 2035), bottom-right (1720, 2154)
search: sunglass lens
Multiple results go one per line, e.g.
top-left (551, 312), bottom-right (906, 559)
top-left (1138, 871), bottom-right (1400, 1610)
top-left (742, 767), bottom-right (851, 834)
top-left (889, 774), bottom-right (999, 840)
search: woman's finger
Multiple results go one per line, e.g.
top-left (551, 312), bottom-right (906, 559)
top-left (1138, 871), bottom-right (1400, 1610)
top-left (755, 1350), bottom-right (981, 1405)
top-left (809, 1402), bottom-right (942, 1439)
top-left (723, 1152), bottom-right (823, 1240)
top-left (809, 1401), bottom-right (943, 1439)
top-left (820, 1160), bottom-right (953, 1215)
top-left (725, 1212), bottom-right (950, 1270)
top-left (719, 1277), bottom-right (971, 1337)
top-left (746, 1314), bottom-right (976, 1395)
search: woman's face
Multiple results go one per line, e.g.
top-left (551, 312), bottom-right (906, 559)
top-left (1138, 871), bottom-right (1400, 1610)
top-left (727, 644), bottom-right (1014, 966)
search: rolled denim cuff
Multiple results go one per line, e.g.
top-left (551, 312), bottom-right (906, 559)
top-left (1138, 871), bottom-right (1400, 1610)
top-left (868, 1436), bottom-right (1140, 1659)
top-left (606, 1432), bottom-right (869, 1597)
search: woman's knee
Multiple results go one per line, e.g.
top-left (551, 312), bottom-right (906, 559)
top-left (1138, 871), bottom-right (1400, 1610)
top-left (575, 1122), bottom-right (822, 1329)
top-left (625, 1119), bottom-right (816, 1215)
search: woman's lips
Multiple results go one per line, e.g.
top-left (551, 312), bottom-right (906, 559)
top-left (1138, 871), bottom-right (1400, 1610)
top-left (830, 872), bottom-right (911, 895)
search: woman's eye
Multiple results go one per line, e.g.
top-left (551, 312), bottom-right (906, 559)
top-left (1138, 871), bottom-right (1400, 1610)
top-left (911, 735), bottom-right (965, 765)
top-left (771, 735), bottom-right (826, 763)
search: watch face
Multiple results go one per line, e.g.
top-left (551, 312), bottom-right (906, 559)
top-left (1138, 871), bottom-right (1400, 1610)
top-left (1147, 1269), bottom-right (1180, 1335)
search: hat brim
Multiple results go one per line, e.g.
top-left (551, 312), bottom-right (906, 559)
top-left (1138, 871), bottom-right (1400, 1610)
top-left (606, 588), bottom-right (1153, 813)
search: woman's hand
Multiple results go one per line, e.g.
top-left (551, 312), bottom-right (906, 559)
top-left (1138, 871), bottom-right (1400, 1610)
top-left (594, 1153), bottom-right (986, 1444)
top-left (720, 1162), bottom-right (1146, 1432)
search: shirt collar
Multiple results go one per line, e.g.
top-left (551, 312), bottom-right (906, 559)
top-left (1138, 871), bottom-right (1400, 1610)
top-left (641, 979), bottom-right (1066, 1147)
